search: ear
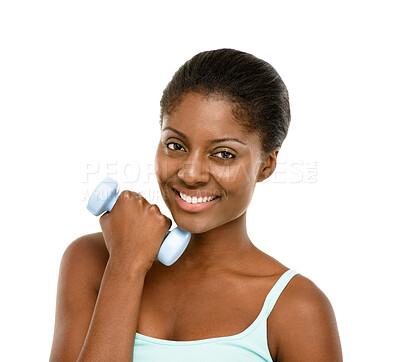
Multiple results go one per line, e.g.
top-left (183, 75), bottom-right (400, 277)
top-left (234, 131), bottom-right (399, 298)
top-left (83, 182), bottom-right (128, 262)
top-left (256, 146), bottom-right (280, 182)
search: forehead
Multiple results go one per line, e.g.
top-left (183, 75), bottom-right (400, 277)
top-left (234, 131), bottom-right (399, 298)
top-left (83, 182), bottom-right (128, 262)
top-left (162, 92), bottom-right (256, 142)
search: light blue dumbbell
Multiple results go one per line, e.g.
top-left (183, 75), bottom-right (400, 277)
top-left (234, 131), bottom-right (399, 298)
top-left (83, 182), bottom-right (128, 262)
top-left (87, 178), bottom-right (191, 266)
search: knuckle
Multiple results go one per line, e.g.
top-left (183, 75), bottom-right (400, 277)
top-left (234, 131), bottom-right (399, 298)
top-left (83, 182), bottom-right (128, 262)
top-left (120, 190), bottom-right (144, 203)
top-left (149, 204), bottom-right (160, 213)
top-left (137, 194), bottom-right (146, 204)
top-left (120, 190), bottom-right (133, 199)
top-left (162, 215), bottom-right (171, 227)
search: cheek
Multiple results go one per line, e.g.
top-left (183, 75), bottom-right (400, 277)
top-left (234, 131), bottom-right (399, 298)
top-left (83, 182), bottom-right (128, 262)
top-left (155, 146), bottom-right (178, 185)
top-left (215, 161), bottom-right (257, 188)
top-left (216, 162), bottom-right (257, 205)
top-left (155, 145), bottom-right (166, 185)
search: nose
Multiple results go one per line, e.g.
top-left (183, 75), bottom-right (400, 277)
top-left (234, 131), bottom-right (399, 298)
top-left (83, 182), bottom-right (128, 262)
top-left (177, 152), bottom-right (210, 186)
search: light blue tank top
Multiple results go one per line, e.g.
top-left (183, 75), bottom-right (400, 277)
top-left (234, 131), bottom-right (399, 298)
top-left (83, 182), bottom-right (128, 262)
top-left (133, 269), bottom-right (299, 361)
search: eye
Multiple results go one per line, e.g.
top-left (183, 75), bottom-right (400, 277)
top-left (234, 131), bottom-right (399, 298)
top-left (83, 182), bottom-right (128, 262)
top-left (166, 142), bottom-right (185, 152)
top-left (214, 150), bottom-right (235, 160)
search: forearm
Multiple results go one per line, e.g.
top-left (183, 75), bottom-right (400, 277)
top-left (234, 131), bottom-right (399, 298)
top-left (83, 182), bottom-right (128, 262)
top-left (76, 258), bottom-right (147, 362)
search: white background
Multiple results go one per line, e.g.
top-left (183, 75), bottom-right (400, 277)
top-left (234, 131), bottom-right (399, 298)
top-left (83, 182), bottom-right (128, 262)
top-left (1, 1), bottom-right (399, 361)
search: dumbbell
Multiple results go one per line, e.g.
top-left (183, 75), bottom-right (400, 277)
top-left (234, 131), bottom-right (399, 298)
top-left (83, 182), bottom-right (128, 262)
top-left (87, 178), bottom-right (191, 266)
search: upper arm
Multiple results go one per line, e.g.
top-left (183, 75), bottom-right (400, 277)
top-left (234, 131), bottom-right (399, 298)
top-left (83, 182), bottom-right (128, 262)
top-left (268, 275), bottom-right (343, 362)
top-left (49, 233), bottom-right (109, 362)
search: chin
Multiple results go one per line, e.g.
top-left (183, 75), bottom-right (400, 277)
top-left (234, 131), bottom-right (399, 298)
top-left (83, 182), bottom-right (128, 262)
top-left (173, 220), bottom-right (210, 234)
top-left (172, 214), bottom-right (229, 235)
top-left (177, 223), bottom-right (206, 234)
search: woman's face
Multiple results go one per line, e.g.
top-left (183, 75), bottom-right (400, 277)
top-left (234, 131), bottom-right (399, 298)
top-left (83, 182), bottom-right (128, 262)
top-left (155, 92), bottom-right (272, 234)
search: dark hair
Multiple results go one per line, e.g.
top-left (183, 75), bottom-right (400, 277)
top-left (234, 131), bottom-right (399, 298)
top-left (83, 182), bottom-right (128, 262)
top-left (160, 48), bottom-right (291, 157)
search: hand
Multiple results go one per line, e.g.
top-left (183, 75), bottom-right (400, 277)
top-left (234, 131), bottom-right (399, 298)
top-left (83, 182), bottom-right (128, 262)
top-left (99, 190), bottom-right (172, 272)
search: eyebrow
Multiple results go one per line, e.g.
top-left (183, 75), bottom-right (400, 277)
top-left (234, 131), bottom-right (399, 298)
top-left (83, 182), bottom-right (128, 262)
top-left (162, 126), bottom-right (247, 146)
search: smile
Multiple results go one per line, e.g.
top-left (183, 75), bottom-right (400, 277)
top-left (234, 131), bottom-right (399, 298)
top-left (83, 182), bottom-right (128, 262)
top-left (178, 192), bottom-right (218, 204)
top-left (173, 189), bottom-right (220, 213)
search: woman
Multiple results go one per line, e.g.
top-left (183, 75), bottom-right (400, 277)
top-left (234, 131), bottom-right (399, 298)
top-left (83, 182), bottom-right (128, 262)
top-left (50, 48), bottom-right (342, 361)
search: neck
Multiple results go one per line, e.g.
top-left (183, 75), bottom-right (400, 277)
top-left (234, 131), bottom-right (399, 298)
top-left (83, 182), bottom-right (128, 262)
top-left (173, 212), bottom-right (256, 272)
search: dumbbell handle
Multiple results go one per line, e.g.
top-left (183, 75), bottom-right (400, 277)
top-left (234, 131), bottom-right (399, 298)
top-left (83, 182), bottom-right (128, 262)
top-left (87, 178), bottom-right (191, 266)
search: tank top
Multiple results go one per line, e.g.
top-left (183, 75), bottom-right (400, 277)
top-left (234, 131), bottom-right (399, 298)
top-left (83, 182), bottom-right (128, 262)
top-left (133, 269), bottom-right (299, 362)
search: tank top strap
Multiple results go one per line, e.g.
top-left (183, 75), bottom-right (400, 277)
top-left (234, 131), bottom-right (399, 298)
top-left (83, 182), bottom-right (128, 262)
top-left (264, 269), bottom-right (299, 319)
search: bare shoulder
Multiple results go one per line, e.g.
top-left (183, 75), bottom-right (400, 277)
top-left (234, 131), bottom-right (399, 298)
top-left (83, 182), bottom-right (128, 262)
top-left (279, 274), bottom-right (332, 313)
top-left (65, 231), bottom-right (108, 259)
top-left (268, 273), bottom-right (343, 361)
top-left (50, 233), bottom-right (109, 361)
top-left (62, 232), bottom-right (109, 290)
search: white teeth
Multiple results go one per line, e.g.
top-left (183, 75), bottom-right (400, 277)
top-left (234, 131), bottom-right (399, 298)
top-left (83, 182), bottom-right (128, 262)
top-left (179, 192), bottom-right (217, 204)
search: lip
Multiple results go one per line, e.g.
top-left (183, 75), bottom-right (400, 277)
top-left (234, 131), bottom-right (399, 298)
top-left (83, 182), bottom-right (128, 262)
top-left (172, 188), bottom-right (220, 213)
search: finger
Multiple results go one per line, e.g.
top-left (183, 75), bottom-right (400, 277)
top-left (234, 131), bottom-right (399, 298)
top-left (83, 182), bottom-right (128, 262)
top-left (99, 211), bottom-right (110, 223)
